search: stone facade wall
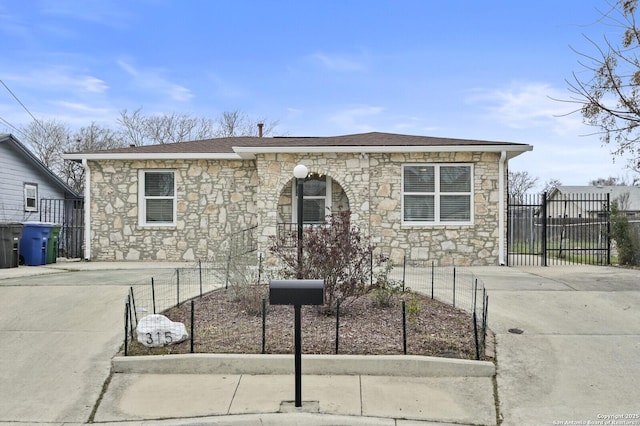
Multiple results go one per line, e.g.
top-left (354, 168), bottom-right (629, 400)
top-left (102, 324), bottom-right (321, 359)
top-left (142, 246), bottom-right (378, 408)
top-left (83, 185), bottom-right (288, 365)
top-left (88, 151), bottom-right (503, 265)
top-left (368, 151), bottom-right (501, 266)
top-left (88, 159), bottom-right (257, 261)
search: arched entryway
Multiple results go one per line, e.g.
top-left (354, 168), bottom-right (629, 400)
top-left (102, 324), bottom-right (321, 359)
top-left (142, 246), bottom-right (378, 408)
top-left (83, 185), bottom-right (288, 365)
top-left (275, 172), bottom-right (350, 240)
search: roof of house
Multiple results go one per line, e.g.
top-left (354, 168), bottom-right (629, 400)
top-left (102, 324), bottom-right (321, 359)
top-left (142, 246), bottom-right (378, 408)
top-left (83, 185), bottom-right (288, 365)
top-left (63, 131), bottom-right (532, 161)
top-left (0, 133), bottom-right (82, 198)
top-left (553, 185), bottom-right (640, 211)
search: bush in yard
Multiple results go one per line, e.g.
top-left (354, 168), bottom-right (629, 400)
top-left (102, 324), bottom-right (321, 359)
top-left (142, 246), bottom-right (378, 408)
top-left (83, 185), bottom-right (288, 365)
top-left (269, 209), bottom-right (379, 312)
top-left (610, 201), bottom-right (640, 266)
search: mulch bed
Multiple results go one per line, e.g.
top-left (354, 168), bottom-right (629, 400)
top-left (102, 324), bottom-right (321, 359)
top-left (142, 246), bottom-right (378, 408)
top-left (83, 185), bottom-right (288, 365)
top-left (126, 286), bottom-right (484, 360)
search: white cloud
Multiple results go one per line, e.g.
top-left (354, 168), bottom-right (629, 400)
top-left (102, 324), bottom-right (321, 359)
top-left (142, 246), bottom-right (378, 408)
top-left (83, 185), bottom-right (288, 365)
top-left (117, 59), bottom-right (194, 102)
top-left (308, 52), bottom-right (367, 72)
top-left (329, 105), bottom-right (385, 132)
top-left (4, 67), bottom-right (108, 95)
top-left (465, 82), bottom-right (585, 136)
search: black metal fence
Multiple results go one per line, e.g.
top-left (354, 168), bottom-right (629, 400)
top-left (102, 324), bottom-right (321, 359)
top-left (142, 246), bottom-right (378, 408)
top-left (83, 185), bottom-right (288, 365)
top-left (39, 198), bottom-right (84, 259)
top-left (123, 255), bottom-right (489, 360)
top-left (508, 192), bottom-right (611, 266)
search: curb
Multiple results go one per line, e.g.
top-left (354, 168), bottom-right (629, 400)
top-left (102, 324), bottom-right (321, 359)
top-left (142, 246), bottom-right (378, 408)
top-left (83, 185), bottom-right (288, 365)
top-left (113, 353), bottom-right (496, 377)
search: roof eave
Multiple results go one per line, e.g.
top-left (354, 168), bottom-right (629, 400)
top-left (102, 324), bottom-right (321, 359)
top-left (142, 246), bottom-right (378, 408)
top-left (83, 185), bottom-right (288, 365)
top-left (62, 152), bottom-right (244, 161)
top-left (233, 144), bottom-right (533, 159)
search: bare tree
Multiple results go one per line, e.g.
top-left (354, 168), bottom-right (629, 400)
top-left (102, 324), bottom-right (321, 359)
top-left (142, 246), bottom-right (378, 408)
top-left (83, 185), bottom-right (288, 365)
top-left (20, 119), bottom-right (71, 177)
top-left (508, 170), bottom-right (539, 201)
top-left (117, 108), bottom-right (276, 145)
top-left (117, 108), bottom-right (148, 147)
top-left (566, 0), bottom-right (640, 170)
top-left (542, 179), bottom-right (563, 195)
top-left (589, 176), bottom-right (628, 186)
top-left (62, 123), bottom-right (125, 192)
top-left (214, 110), bottom-right (279, 137)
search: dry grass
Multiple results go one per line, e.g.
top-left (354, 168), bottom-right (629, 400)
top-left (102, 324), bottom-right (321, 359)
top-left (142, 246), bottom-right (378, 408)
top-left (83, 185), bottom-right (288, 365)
top-left (126, 286), bottom-right (484, 360)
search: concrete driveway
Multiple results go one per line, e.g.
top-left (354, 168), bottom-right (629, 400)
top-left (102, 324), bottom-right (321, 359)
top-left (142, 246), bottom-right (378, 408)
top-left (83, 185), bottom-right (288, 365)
top-left (0, 262), bottom-right (185, 424)
top-left (1, 262), bottom-right (639, 425)
top-left (473, 265), bottom-right (640, 425)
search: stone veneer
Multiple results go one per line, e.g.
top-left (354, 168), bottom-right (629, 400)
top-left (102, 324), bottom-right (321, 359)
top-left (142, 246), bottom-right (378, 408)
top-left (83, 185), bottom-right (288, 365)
top-left (88, 151), bottom-right (505, 266)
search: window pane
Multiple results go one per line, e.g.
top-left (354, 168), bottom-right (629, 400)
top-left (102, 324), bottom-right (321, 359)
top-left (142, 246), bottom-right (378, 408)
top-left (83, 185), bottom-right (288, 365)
top-left (26, 198), bottom-right (36, 208)
top-left (303, 177), bottom-right (326, 197)
top-left (441, 195), bottom-right (470, 221)
top-left (404, 195), bottom-right (434, 221)
top-left (440, 166), bottom-right (470, 192)
top-left (303, 199), bottom-right (325, 223)
top-left (404, 166), bottom-right (434, 192)
top-left (145, 172), bottom-right (174, 196)
top-left (146, 199), bottom-right (174, 222)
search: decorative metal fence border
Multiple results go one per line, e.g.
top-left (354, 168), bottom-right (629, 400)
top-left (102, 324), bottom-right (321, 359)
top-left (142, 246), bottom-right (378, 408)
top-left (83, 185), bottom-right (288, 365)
top-left (123, 254), bottom-right (489, 360)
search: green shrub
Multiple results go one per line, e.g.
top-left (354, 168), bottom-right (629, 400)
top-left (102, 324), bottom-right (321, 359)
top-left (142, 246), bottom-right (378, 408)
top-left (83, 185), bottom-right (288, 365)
top-left (610, 201), bottom-right (640, 266)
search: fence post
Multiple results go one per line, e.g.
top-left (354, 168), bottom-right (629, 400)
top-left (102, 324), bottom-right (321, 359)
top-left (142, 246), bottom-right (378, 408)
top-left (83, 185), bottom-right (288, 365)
top-left (473, 312), bottom-right (480, 360)
top-left (198, 259), bottom-right (203, 298)
top-left (124, 301), bottom-right (130, 356)
top-left (335, 298), bottom-right (341, 354)
top-left (542, 192), bottom-right (548, 267)
top-left (606, 192), bottom-right (611, 265)
top-left (151, 277), bottom-right (156, 314)
top-left (452, 267), bottom-right (456, 308)
top-left (129, 286), bottom-right (138, 323)
top-left (262, 298), bottom-right (266, 354)
top-left (370, 252), bottom-right (373, 286)
top-left (402, 300), bottom-right (407, 355)
top-left (190, 300), bottom-right (195, 354)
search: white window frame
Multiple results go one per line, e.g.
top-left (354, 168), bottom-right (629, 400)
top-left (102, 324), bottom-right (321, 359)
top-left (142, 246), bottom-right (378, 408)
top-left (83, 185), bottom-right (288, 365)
top-left (292, 175), bottom-right (332, 224)
top-left (138, 169), bottom-right (177, 227)
top-left (401, 163), bottom-right (474, 226)
top-left (24, 183), bottom-right (38, 212)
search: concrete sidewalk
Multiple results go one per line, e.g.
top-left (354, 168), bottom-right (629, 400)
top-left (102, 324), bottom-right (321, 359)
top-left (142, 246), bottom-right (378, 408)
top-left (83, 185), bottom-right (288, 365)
top-left (96, 373), bottom-right (496, 425)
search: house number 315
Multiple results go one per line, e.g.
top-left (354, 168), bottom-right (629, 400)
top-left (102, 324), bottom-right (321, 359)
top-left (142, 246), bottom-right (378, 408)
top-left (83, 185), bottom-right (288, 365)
top-left (145, 331), bottom-right (173, 345)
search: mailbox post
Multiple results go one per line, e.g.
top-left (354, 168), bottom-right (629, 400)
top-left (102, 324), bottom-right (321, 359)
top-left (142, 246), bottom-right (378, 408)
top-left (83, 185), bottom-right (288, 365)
top-left (269, 279), bottom-right (324, 407)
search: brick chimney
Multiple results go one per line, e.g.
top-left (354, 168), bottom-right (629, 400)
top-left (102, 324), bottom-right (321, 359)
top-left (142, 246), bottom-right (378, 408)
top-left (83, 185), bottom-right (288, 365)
top-left (257, 123), bottom-right (264, 138)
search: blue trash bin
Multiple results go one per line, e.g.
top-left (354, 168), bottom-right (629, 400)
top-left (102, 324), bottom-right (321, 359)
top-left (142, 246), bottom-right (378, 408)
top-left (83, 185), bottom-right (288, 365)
top-left (19, 222), bottom-right (52, 266)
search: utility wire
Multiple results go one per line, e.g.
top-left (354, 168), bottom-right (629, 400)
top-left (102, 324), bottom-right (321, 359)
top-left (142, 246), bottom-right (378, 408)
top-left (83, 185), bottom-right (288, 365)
top-left (0, 78), bottom-right (46, 134)
top-left (0, 115), bottom-right (27, 137)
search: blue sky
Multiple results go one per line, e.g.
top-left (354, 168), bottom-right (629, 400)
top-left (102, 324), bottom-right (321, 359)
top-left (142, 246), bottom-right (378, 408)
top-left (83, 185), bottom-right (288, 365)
top-left (0, 0), bottom-right (634, 189)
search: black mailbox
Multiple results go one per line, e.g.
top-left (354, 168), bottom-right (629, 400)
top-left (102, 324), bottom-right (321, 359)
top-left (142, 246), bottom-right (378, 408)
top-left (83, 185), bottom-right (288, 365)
top-left (269, 279), bottom-right (325, 306)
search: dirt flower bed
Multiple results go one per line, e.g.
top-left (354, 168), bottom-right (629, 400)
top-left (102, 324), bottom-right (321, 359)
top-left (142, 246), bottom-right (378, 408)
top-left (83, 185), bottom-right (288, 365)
top-left (127, 286), bottom-right (482, 359)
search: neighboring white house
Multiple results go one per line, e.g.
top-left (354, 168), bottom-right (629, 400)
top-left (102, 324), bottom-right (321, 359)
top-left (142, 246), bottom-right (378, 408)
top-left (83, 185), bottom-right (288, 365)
top-left (64, 131), bottom-right (532, 266)
top-left (547, 185), bottom-right (640, 219)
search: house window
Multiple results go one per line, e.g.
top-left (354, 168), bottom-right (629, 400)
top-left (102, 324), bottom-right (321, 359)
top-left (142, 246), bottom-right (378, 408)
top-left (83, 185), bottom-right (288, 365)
top-left (402, 164), bottom-right (473, 225)
top-left (292, 175), bottom-right (332, 224)
top-left (24, 183), bottom-right (38, 212)
top-left (138, 170), bottom-right (176, 226)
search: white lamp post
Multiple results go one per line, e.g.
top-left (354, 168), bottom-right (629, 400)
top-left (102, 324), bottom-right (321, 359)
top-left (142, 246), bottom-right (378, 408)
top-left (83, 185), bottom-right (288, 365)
top-left (292, 163), bottom-right (308, 407)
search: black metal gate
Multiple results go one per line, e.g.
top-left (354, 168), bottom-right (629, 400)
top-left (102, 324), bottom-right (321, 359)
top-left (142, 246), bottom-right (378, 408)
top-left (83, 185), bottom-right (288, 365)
top-left (507, 192), bottom-right (610, 266)
top-left (39, 198), bottom-right (84, 259)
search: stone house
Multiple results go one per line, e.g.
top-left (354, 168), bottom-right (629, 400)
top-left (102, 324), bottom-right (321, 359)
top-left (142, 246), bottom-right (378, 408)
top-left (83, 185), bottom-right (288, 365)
top-left (63, 132), bottom-right (531, 266)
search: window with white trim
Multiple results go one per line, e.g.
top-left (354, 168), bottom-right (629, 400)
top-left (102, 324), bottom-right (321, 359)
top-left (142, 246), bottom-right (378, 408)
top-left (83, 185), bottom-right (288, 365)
top-left (24, 183), bottom-right (38, 212)
top-left (292, 175), bottom-right (332, 224)
top-left (402, 164), bottom-right (473, 225)
top-left (138, 170), bottom-right (176, 226)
